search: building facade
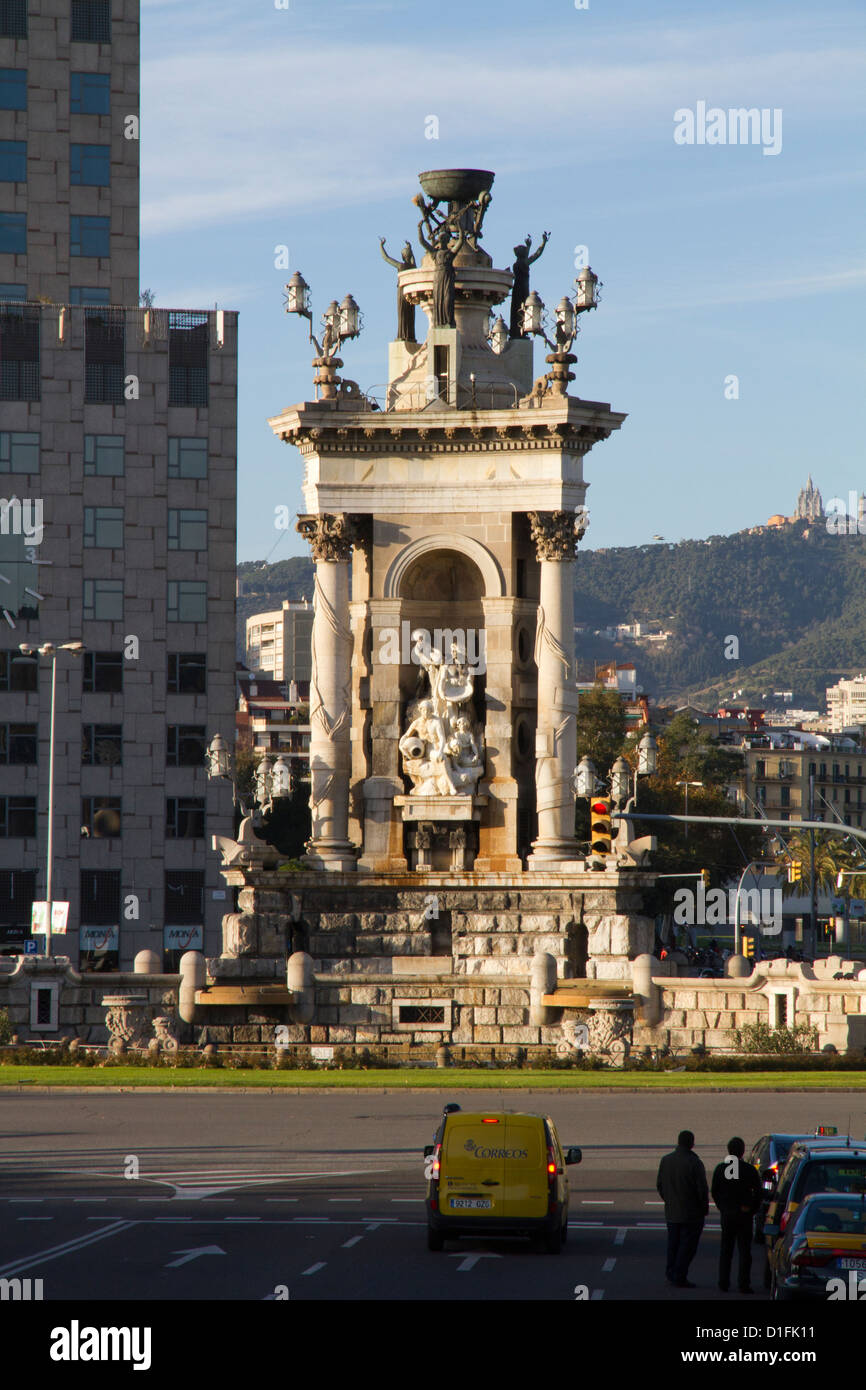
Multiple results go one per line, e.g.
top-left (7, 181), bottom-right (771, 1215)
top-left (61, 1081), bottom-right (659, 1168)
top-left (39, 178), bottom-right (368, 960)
top-left (0, 1), bottom-right (236, 969)
top-left (826, 675), bottom-right (866, 733)
top-left (244, 599), bottom-right (313, 683)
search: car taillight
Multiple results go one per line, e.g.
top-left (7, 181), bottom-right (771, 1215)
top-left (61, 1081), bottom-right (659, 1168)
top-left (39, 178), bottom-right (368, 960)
top-left (432, 1143), bottom-right (441, 1179)
top-left (547, 1146), bottom-right (557, 1179)
top-left (793, 1248), bottom-right (847, 1267)
top-left (780, 1210), bottom-right (790, 1232)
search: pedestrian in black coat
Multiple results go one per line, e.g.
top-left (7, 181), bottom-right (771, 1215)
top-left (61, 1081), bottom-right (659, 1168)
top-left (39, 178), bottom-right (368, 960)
top-left (711, 1137), bottom-right (763, 1293)
top-left (656, 1130), bottom-right (709, 1288)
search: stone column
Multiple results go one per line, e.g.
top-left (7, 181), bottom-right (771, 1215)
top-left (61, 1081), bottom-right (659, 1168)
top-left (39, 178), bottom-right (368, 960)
top-left (526, 510), bottom-right (581, 868)
top-left (359, 597), bottom-right (407, 870)
top-left (474, 596), bottom-right (521, 872)
top-left (297, 514), bottom-right (357, 872)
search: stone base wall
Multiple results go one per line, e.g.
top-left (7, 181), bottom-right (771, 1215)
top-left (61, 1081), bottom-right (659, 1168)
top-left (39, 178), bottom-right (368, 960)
top-left (634, 955), bottom-right (866, 1054)
top-left (0, 956), bottom-right (178, 1044)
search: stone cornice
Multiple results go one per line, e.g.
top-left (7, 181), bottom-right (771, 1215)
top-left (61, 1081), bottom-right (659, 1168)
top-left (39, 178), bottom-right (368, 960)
top-left (280, 420), bottom-right (614, 456)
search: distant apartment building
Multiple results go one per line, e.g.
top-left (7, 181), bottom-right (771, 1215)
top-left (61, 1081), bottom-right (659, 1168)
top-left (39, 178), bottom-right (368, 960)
top-left (741, 734), bottom-right (866, 829)
top-left (0, 2), bottom-right (236, 969)
top-left (236, 672), bottom-right (310, 789)
top-left (826, 675), bottom-right (866, 733)
top-left (245, 599), bottom-right (313, 683)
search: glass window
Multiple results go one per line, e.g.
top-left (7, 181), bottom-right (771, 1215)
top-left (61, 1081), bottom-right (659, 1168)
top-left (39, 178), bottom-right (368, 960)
top-left (71, 215), bottom-right (109, 258)
top-left (70, 143), bottom-right (109, 186)
top-left (0, 70), bottom-right (26, 111)
top-left (164, 869), bottom-right (205, 923)
top-left (82, 579), bottom-right (123, 621)
top-left (0, 3), bottom-right (27, 40)
top-left (70, 72), bottom-right (110, 115)
top-left (81, 724), bottom-right (122, 766)
top-left (81, 796), bottom-right (121, 838)
top-left (0, 650), bottom-right (37, 692)
top-left (80, 869), bottom-right (121, 924)
top-left (0, 302), bottom-right (39, 402)
top-left (0, 430), bottom-right (39, 472)
top-left (167, 582), bottom-right (207, 623)
top-left (71, 1), bottom-right (111, 43)
top-left (0, 140), bottom-right (25, 181)
top-left (168, 508), bottom-right (207, 551)
top-left (0, 284), bottom-right (26, 301)
top-left (84, 306), bottom-right (124, 403)
top-left (166, 725), bottom-right (206, 767)
top-left (70, 287), bottom-right (109, 306)
top-left (168, 653), bottom-right (206, 693)
top-left (0, 869), bottom-right (36, 949)
top-left (168, 437), bottom-right (207, 479)
top-left (0, 796), bottom-right (37, 837)
top-left (83, 506), bottom-right (123, 548)
top-left (0, 213), bottom-right (26, 254)
top-left (0, 723), bottom-right (37, 763)
top-left (82, 651), bottom-right (123, 693)
top-left (166, 797), bottom-right (205, 839)
top-left (84, 434), bottom-right (123, 476)
top-left (168, 312), bottom-right (208, 407)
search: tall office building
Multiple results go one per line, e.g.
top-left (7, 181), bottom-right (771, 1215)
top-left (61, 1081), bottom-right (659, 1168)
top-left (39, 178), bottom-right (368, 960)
top-left (0, 1), bottom-right (237, 969)
top-left (245, 599), bottom-right (313, 683)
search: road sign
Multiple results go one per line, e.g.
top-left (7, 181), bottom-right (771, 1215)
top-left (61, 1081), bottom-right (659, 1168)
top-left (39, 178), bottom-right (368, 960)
top-left (23, 939), bottom-right (38, 955)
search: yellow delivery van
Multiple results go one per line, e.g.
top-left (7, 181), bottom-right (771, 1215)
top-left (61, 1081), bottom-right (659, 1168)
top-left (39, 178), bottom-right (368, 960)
top-left (424, 1109), bottom-right (581, 1253)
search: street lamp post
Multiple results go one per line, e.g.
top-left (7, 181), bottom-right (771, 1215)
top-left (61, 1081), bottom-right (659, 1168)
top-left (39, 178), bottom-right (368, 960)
top-left (733, 859), bottom-right (778, 957)
top-left (16, 641), bottom-right (85, 958)
top-left (676, 780), bottom-right (703, 840)
top-left (521, 263), bottom-right (601, 396)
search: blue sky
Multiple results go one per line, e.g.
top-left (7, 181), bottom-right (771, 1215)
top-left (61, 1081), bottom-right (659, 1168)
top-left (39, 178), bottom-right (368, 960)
top-left (140, 0), bottom-right (866, 563)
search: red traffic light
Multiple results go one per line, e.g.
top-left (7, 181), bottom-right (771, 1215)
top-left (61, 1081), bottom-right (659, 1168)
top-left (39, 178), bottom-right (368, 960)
top-left (590, 800), bottom-right (609, 815)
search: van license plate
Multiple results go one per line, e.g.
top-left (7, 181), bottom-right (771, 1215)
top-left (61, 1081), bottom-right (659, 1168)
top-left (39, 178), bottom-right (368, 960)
top-left (451, 1198), bottom-right (491, 1210)
top-left (839, 1258), bottom-right (866, 1270)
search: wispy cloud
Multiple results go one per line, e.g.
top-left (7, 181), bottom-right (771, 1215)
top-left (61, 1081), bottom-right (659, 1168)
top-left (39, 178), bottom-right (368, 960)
top-left (141, 26), bottom-right (866, 235)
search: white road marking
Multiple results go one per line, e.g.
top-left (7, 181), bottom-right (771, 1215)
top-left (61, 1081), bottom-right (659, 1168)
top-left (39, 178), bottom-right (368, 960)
top-left (644, 1201), bottom-right (664, 1206)
top-left (591, 1289), bottom-right (605, 1300)
top-left (582, 1200), bottom-right (614, 1205)
top-left (266, 1198), bottom-right (299, 1203)
top-left (155, 1216), bottom-right (192, 1222)
top-left (602, 1258), bottom-right (616, 1273)
top-left (165, 1245), bottom-right (226, 1269)
top-left (329, 1198), bottom-right (361, 1203)
top-left (302, 1262), bottom-right (326, 1276)
top-left (450, 1253), bottom-right (502, 1272)
top-left (391, 1198), bottom-right (424, 1203)
top-left (342, 1235), bottom-right (364, 1248)
top-left (614, 1228), bottom-right (627, 1246)
top-left (9, 1199), bottom-right (43, 1204)
top-left (225, 1217), bottom-right (261, 1222)
top-left (74, 1197), bottom-right (107, 1203)
top-left (0, 1220), bottom-right (136, 1279)
top-left (18, 1216), bottom-right (52, 1221)
top-left (294, 1217), bottom-right (330, 1223)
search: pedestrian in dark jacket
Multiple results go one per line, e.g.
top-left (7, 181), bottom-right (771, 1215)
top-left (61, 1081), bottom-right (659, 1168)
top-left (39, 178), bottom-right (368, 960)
top-left (656, 1129), bottom-right (709, 1288)
top-left (711, 1137), bottom-right (762, 1293)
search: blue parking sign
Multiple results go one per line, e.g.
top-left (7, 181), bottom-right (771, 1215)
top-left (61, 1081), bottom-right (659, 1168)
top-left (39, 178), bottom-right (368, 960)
top-left (23, 940), bottom-right (38, 955)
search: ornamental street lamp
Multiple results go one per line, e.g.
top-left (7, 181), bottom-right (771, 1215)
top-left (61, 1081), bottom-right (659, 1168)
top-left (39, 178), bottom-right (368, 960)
top-left (284, 272), bottom-right (363, 401)
top-left (522, 264), bottom-right (601, 395)
top-left (15, 641), bottom-right (85, 958)
top-left (207, 734), bottom-right (293, 826)
top-left (488, 314), bottom-right (508, 354)
top-left (676, 779), bottom-right (703, 841)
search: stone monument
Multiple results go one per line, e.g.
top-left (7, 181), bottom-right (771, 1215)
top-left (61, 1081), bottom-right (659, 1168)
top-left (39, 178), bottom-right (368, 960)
top-left (199, 170), bottom-right (658, 1058)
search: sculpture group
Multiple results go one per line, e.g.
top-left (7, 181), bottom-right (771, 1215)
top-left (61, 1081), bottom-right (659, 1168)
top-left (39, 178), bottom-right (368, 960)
top-left (399, 633), bottom-right (485, 796)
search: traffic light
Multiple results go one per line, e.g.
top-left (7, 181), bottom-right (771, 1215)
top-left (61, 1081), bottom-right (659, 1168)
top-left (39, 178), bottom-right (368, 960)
top-left (700, 869), bottom-right (710, 889)
top-left (590, 798), bottom-right (612, 856)
top-left (742, 934), bottom-right (755, 959)
top-left (788, 860), bottom-right (802, 884)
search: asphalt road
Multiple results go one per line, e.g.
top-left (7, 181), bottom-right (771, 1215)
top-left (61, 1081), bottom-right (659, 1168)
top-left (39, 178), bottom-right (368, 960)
top-left (1, 1089), bottom-right (863, 1302)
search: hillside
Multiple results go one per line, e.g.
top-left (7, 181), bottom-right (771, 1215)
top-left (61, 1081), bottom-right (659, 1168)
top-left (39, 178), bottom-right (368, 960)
top-left (237, 521), bottom-right (866, 708)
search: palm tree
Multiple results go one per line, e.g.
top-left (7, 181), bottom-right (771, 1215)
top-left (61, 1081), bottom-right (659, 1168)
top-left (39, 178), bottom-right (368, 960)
top-left (774, 829), bottom-right (860, 898)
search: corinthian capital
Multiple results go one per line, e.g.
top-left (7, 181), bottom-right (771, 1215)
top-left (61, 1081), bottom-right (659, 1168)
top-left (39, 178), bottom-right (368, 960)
top-left (296, 513), bottom-right (357, 562)
top-left (527, 508), bottom-right (589, 560)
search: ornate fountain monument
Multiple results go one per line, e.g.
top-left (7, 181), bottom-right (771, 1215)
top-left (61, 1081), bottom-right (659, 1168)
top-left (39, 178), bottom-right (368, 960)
top-left (195, 170), bottom-right (657, 1059)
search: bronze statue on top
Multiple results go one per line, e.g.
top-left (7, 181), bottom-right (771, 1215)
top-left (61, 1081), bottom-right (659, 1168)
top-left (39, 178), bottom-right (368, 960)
top-left (415, 203), bottom-right (467, 329)
top-left (379, 238), bottom-right (417, 342)
top-left (509, 232), bottom-right (550, 338)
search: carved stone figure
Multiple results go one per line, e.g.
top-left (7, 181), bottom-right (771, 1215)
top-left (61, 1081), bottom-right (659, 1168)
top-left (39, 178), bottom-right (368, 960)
top-left (379, 238), bottom-right (417, 341)
top-left (399, 633), bottom-right (484, 796)
top-left (509, 232), bottom-right (550, 338)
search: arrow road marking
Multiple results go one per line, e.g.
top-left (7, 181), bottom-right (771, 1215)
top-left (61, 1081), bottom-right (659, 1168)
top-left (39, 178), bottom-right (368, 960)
top-left (165, 1245), bottom-right (226, 1269)
top-left (449, 1253), bottom-right (503, 1272)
